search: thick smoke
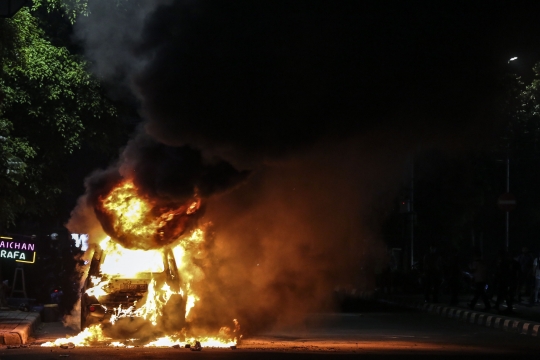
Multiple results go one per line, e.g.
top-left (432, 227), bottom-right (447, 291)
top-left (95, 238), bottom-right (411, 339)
top-left (68, 133), bottom-right (248, 250)
top-left (67, 0), bottom-right (536, 332)
top-left (118, 134), bottom-right (249, 201)
top-left (73, 0), bottom-right (172, 85)
top-left (133, 0), bottom-right (509, 162)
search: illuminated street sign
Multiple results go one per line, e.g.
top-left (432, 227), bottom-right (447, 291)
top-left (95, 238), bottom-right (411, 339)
top-left (71, 233), bottom-right (89, 251)
top-left (0, 236), bottom-right (36, 263)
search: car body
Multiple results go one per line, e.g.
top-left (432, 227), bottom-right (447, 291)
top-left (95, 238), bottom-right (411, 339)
top-left (80, 246), bottom-right (184, 329)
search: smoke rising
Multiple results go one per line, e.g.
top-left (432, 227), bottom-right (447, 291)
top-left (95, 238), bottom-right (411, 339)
top-left (66, 0), bottom-right (521, 333)
top-left (73, 0), bottom-right (172, 84)
top-left (68, 133), bottom-right (248, 250)
top-left (118, 134), bottom-right (250, 201)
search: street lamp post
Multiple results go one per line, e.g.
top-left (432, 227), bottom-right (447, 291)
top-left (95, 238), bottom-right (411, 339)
top-left (410, 156), bottom-right (415, 269)
top-left (505, 152), bottom-right (510, 250)
top-left (504, 56), bottom-right (517, 250)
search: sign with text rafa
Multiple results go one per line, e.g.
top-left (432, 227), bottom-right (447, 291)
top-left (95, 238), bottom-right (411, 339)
top-left (0, 236), bottom-right (36, 263)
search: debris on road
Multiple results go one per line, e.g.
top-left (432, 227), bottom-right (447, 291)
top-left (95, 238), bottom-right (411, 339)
top-left (190, 341), bottom-right (202, 351)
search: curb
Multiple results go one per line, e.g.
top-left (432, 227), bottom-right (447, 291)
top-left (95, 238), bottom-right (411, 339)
top-left (377, 295), bottom-right (540, 338)
top-left (0, 312), bottom-right (41, 345)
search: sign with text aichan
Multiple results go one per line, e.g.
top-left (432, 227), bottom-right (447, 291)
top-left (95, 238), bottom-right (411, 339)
top-left (0, 236), bottom-right (36, 263)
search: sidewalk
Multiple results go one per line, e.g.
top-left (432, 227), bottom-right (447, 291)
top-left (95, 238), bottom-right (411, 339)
top-left (0, 309), bottom-right (40, 345)
top-left (376, 292), bottom-right (540, 338)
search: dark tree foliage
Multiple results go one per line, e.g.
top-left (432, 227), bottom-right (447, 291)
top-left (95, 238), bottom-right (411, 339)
top-left (0, 1), bottom-right (132, 311)
top-left (0, 4), bottom-right (131, 229)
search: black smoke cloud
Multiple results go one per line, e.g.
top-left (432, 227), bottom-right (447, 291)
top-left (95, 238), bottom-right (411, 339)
top-left (68, 134), bottom-right (249, 250)
top-left (76, 1), bottom-right (540, 159)
top-left (69, 0), bottom-right (540, 332)
top-left (119, 134), bottom-right (250, 202)
top-left (132, 0), bottom-right (532, 160)
top-left (80, 135), bottom-right (248, 207)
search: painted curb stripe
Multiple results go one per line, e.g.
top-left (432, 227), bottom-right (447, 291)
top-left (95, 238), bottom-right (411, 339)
top-left (441, 307), bottom-right (448, 316)
top-left (377, 297), bottom-right (540, 339)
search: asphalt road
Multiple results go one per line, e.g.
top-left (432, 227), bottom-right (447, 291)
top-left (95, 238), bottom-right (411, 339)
top-left (2, 301), bottom-right (538, 359)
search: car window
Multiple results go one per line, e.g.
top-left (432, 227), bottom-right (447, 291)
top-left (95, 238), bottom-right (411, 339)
top-left (100, 247), bottom-right (165, 276)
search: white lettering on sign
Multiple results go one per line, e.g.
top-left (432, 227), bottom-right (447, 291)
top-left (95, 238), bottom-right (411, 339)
top-left (0, 241), bottom-right (33, 251)
top-left (0, 250), bottom-right (28, 260)
top-left (71, 233), bottom-right (89, 251)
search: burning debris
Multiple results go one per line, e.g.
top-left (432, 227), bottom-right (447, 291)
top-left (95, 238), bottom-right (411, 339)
top-left (191, 341), bottom-right (202, 351)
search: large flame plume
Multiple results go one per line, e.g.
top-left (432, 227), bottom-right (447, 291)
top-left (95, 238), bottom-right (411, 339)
top-left (95, 180), bottom-right (201, 250)
top-left (44, 178), bottom-right (240, 348)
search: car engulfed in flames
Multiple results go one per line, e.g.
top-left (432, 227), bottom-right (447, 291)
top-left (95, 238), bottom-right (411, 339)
top-left (81, 238), bottom-right (187, 330)
top-left (43, 179), bottom-right (240, 348)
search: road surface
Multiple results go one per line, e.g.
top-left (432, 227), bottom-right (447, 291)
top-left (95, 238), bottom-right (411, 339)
top-left (1, 301), bottom-right (537, 359)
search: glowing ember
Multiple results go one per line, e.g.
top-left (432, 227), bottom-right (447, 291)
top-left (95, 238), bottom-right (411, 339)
top-left (144, 336), bottom-right (236, 348)
top-left (109, 341), bottom-right (127, 347)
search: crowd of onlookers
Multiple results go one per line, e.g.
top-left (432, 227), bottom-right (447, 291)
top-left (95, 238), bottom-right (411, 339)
top-left (421, 246), bottom-right (540, 314)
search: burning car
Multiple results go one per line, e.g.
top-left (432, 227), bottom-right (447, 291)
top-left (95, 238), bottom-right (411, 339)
top-left (80, 238), bottom-right (186, 330)
top-left (79, 179), bottom-right (203, 330)
top-left (42, 177), bottom-right (239, 347)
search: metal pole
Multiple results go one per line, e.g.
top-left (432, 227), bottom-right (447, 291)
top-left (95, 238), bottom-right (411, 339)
top-left (410, 157), bottom-right (414, 268)
top-left (506, 153), bottom-right (510, 250)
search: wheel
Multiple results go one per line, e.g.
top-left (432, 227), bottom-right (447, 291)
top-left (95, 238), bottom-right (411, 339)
top-left (80, 298), bottom-right (87, 330)
top-left (160, 294), bottom-right (186, 331)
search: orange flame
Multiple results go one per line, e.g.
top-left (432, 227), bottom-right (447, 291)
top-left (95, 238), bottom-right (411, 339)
top-left (96, 180), bottom-right (201, 249)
